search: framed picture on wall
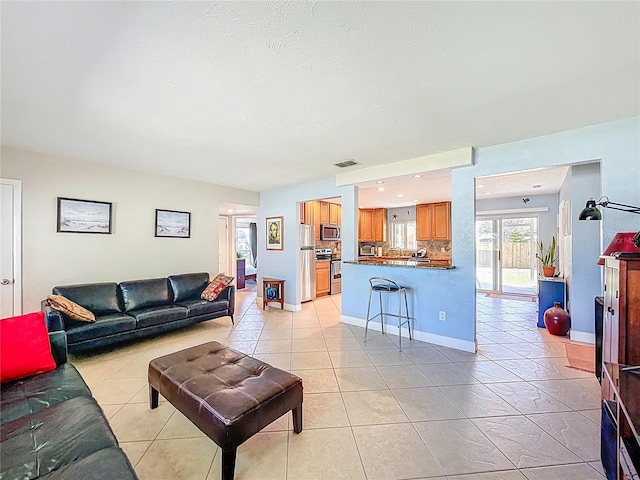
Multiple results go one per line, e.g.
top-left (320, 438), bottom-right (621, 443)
top-left (57, 197), bottom-right (112, 234)
top-left (266, 216), bottom-right (283, 250)
top-left (155, 209), bottom-right (191, 238)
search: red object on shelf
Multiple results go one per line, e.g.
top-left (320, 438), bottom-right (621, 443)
top-left (598, 232), bottom-right (640, 265)
top-left (544, 302), bottom-right (571, 336)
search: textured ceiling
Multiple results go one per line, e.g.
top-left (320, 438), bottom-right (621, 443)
top-left (2, 2), bottom-right (639, 192)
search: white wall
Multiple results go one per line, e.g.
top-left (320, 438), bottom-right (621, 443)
top-left (1, 147), bottom-right (259, 311)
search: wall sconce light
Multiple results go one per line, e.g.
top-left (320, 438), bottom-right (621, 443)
top-left (578, 196), bottom-right (640, 247)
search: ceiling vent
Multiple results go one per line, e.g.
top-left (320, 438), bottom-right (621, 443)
top-left (334, 160), bottom-right (359, 168)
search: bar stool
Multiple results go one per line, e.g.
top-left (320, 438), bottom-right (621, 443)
top-left (364, 277), bottom-right (412, 351)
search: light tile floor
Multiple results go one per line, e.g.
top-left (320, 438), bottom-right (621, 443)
top-left (71, 290), bottom-right (605, 480)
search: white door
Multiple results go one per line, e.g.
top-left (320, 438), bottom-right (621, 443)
top-left (1, 179), bottom-right (22, 317)
top-left (219, 216), bottom-right (229, 274)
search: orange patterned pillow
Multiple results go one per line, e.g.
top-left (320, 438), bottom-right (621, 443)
top-left (201, 274), bottom-right (234, 301)
top-left (47, 295), bottom-right (96, 323)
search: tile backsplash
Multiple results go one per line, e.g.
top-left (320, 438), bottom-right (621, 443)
top-left (357, 240), bottom-right (452, 261)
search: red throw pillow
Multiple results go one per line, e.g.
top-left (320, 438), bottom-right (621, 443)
top-left (0, 311), bottom-right (56, 383)
top-left (201, 274), bottom-right (234, 301)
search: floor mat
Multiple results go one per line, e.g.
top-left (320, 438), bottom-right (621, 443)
top-left (485, 293), bottom-right (536, 302)
top-left (564, 342), bottom-right (596, 373)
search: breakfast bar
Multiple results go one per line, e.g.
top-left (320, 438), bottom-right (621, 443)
top-left (340, 257), bottom-right (476, 353)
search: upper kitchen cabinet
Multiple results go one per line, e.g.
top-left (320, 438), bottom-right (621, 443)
top-left (320, 202), bottom-right (330, 224)
top-left (358, 208), bottom-right (387, 242)
top-left (330, 203), bottom-right (341, 225)
top-left (416, 202), bottom-right (451, 241)
top-left (302, 200), bottom-right (342, 240)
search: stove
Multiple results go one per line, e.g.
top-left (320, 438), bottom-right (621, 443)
top-left (315, 248), bottom-right (332, 260)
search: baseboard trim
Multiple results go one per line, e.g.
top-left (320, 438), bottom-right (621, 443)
top-left (340, 315), bottom-right (477, 353)
top-left (256, 297), bottom-right (300, 312)
top-left (570, 330), bottom-right (596, 345)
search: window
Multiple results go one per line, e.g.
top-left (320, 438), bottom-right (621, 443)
top-left (391, 220), bottom-right (417, 250)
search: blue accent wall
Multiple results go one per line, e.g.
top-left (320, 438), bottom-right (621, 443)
top-left (259, 117), bottom-right (639, 347)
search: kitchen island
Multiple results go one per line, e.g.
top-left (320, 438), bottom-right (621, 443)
top-left (340, 256), bottom-right (475, 353)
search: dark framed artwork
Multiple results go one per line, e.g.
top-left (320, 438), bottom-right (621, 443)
top-left (57, 197), bottom-right (112, 234)
top-left (266, 216), bottom-right (283, 250)
top-left (155, 209), bottom-right (191, 238)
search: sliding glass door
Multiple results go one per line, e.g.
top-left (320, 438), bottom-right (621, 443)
top-left (476, 217), bottom-right (538, 295)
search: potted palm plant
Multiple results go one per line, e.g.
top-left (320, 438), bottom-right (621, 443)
top-left (537, 236), bottom-right (558, 277)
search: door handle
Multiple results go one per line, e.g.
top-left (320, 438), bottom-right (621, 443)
top-left (1, 279), bottom-right (12, 286)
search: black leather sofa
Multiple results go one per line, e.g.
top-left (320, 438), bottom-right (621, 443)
top-left (43, 272), bottom-right (234, 353)
top-left (0, 323), bottom-right (138, 479)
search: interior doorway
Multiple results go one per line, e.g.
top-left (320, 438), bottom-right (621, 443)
top-left (476, 216), bottom-right (538, 296)
top-left (1, 178), bottom-right (22, 317)
top-left (218, 216), bottom-right (229, 274)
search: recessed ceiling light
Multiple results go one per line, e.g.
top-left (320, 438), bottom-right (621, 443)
top-left (413, 199), bottom-right (419, 203)
top-left (397, 194), bottom-right (404, 198)
top-left (484, 192), bottom-right (493, 195)
top-left (376, 180), bottom-right (384, 184)
top-left (477, 184), bottom-right (486, 188)
top-left (227, 209), bottom-right (234, 213)
top-left (414, 174), bottom-right (422, 179)
top-left (359, 205), bottom-right (363, 208)
top-left (533, 184), bottom-right (542, 189)
top-left (377, 187), bottom-right (385, 191)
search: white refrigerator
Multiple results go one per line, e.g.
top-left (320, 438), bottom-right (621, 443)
top-left (298, 225), bottom-right (316, 302)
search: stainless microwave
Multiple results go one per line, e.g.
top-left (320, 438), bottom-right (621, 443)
top-left (359, 245), bottom-right (375, 256)
top-left (320, 224), bottom-right (341, 241)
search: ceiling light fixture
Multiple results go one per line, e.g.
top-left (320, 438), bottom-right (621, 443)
top-left (484, 192), bottom-right (493, 195)
top-left (397, 194), bottom-right (404, 198)
top-left (413, 199), bottom-right (419, 203)
top-left (477, 184), bottom-right (485, 188)
top-left (377, 187), bottom-right (384, 192)
top-left (376, 180), bottom-right (384, 184)
top-left (414, 175), bottom-right (422, 179)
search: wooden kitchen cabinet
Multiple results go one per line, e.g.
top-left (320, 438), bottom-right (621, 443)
top-left (320, 202), bottom-right (330, 224)
top-left (416, 202), bottom-right (451, 241)
top-left (603, 256), bottom-right (640, 366)
top-left (329, 203), bottom-right (341, 225)
top-left (358, 208), bottom-right (387, 242)
top-left (316, 260), bottom-right (330, 297)
top-left (299, 202), bottom-right (306, 224)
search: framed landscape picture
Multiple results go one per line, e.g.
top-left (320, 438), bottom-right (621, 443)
top-left (155, 209), bottom-right (191, 238)
top-left (266, 216), bottom-right (283, 250)
top-left (57, 197), bottom-right (112, 234)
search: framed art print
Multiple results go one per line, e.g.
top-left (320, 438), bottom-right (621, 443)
top-left (155, 209), bottom-right (191, 238)
top-left (57, 197), bottom-right (112, 234)
top-left (266, 216), bottom-right (283, 250)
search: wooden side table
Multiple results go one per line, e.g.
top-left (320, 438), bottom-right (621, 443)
top-left (263, 277), bottom-right (285, 310)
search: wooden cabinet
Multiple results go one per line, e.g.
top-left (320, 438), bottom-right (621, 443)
top-left (302, 201), bottom-right (341, 239)
top-left (320, 202), bottom-right (330, 224)
top-left (603, 256), bottom-right (640, 366)
top-left (358, 208), bottom-right (387, 242)
top-left (329, 203), bottom-right (341, 225)
top-left (373, 209), bottom-right (386, 242)
top-left (299, 203), bottom-right (306, 224)
top-left (316, 260), bottom-right (330, 297)
top-left (600, 257), bottom-right (640, 480)
top-left (416, 202), bottom-right (451, 241)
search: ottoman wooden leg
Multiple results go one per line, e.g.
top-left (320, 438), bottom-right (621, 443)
top-left (222, 447), bottom-right (237, 480)
top-left (149, 385), bottom-right (159, 409)
top-left (292, 405), bottom-right (303, 434)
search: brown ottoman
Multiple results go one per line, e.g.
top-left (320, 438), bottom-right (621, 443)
top-left (148, 341), bottom-right (303, 480)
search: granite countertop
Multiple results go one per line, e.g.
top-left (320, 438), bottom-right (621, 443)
top-left (345, 258), bottom-right (455, 269)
